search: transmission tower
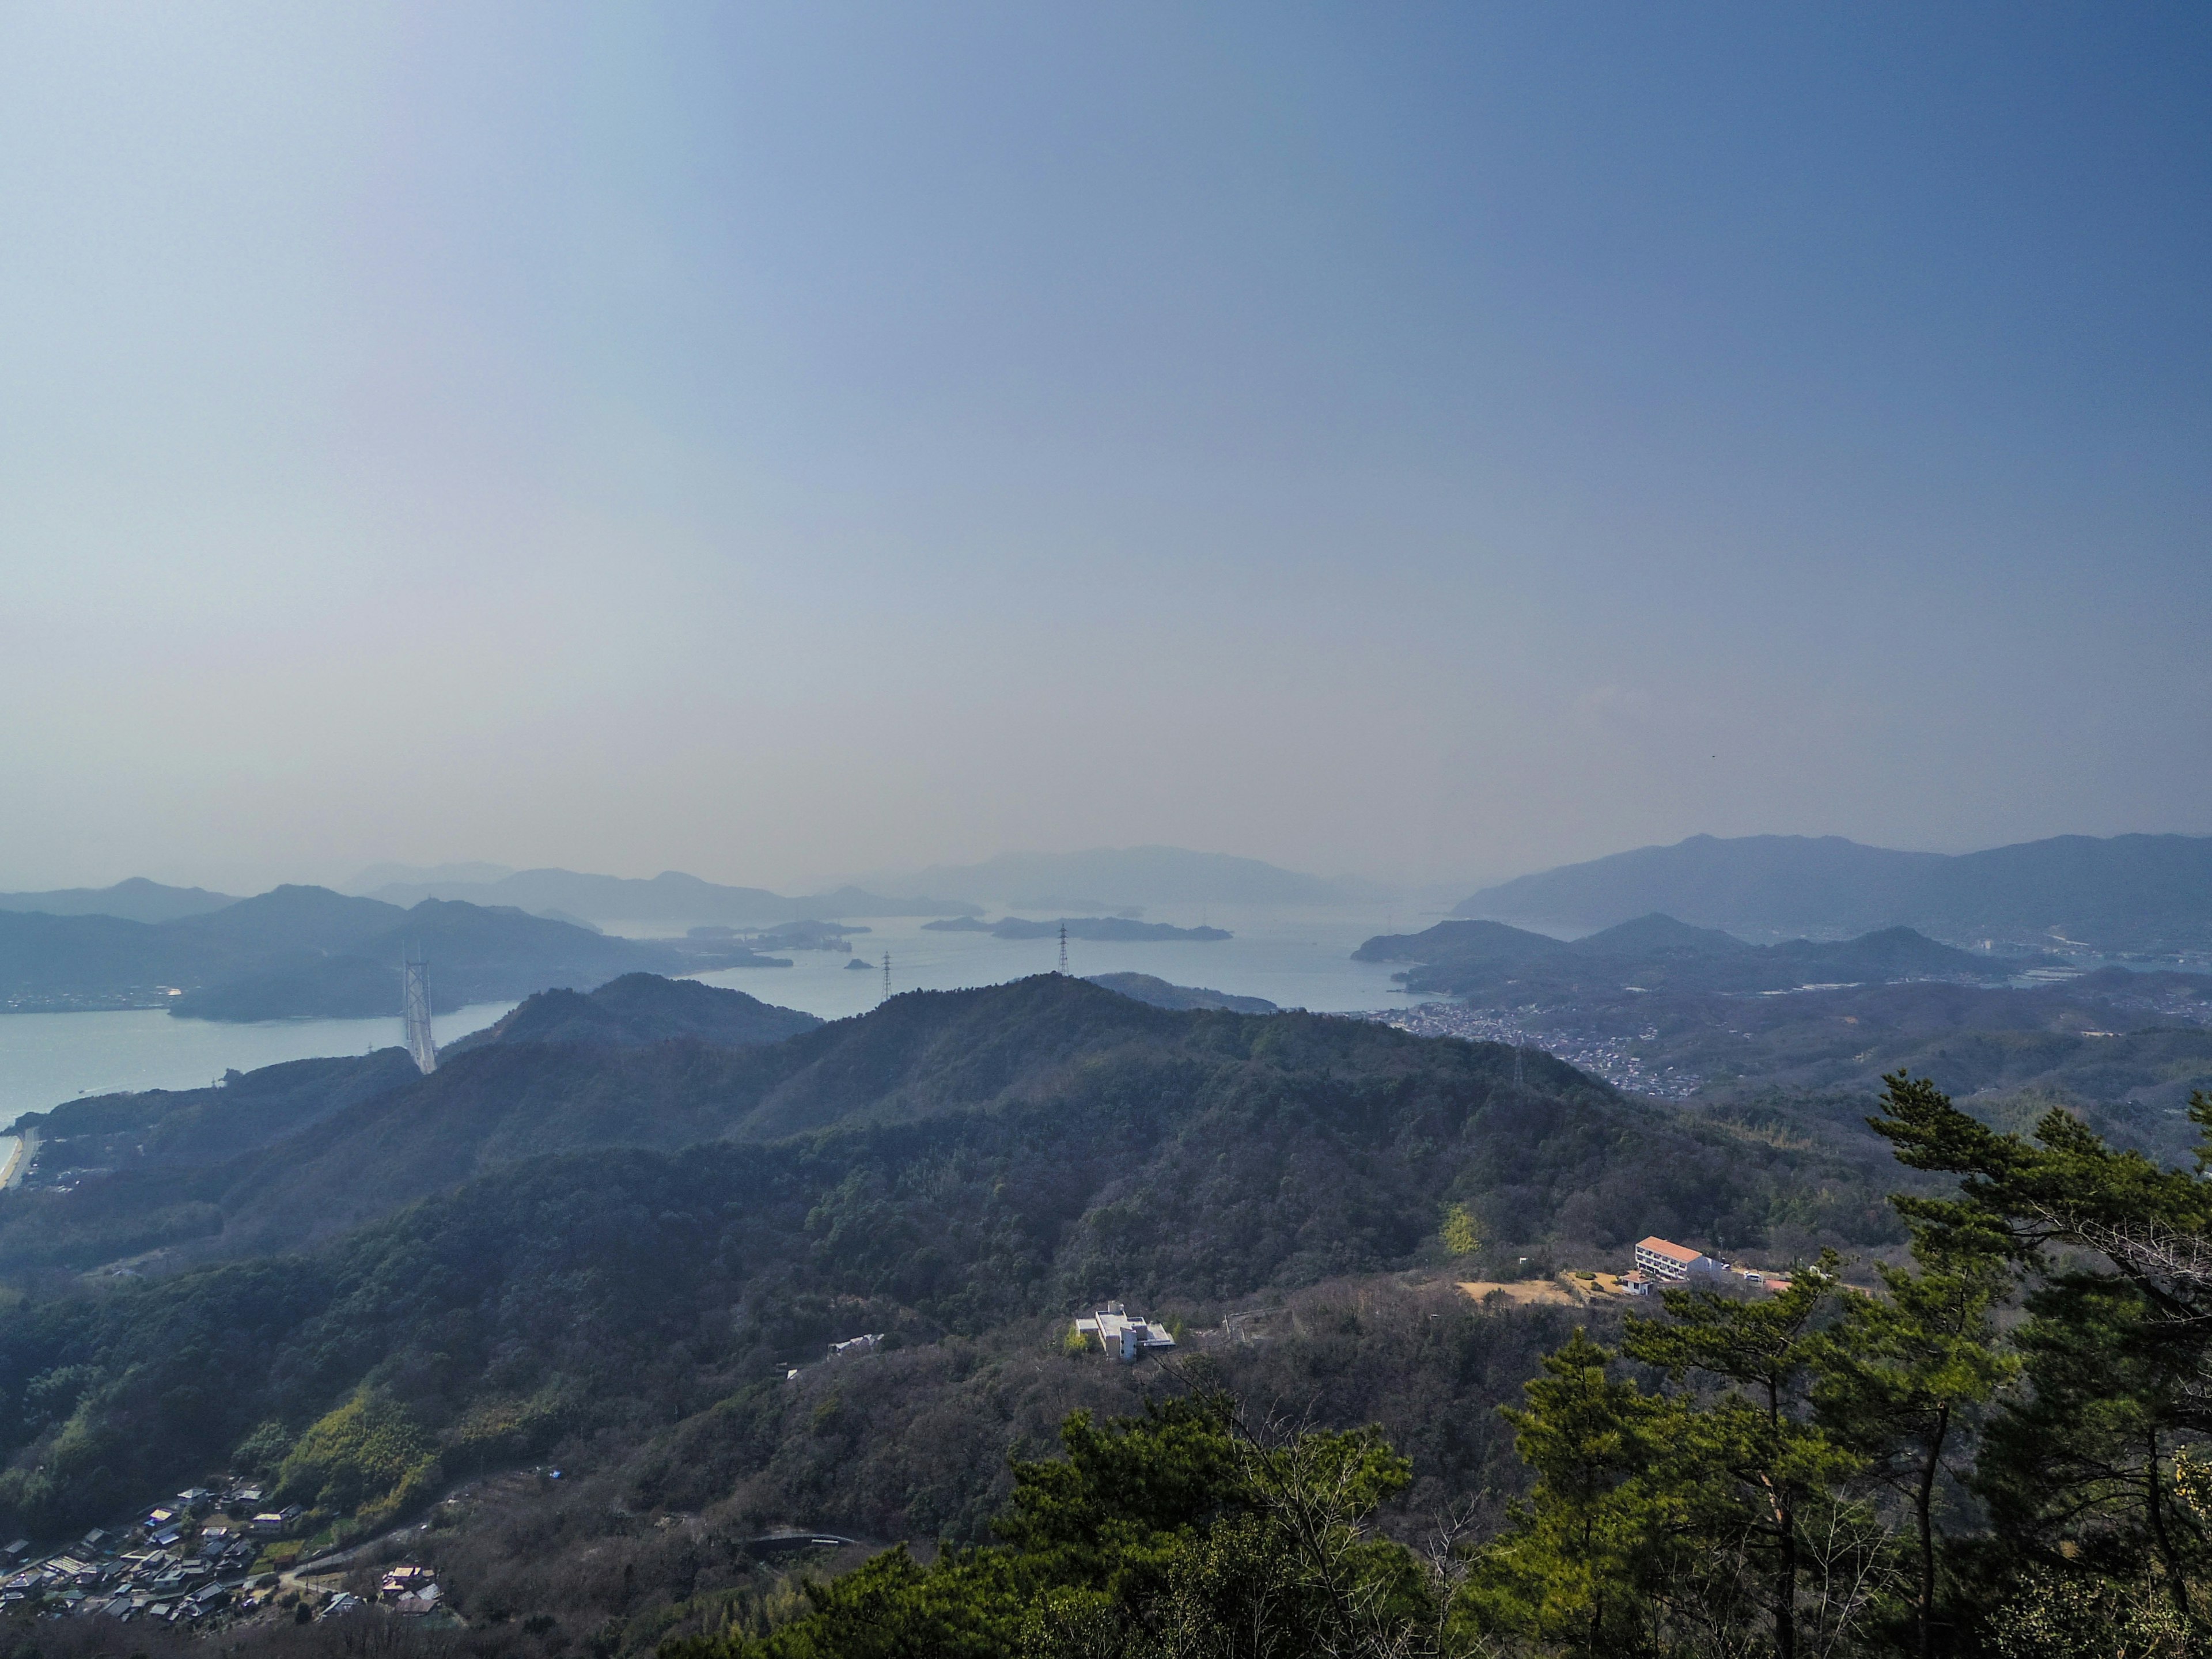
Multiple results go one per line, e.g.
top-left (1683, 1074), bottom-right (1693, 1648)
top-left (881, 952), bottom-right (891, 1002)
top-left (1058, 922), bottom-right (1068, 975)
top-left (402, 954), bottom-right (438, 1075)
top-left (1511, 1043), bottom-right (1526, 1101)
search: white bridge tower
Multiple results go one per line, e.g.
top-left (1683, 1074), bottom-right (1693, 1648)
top-left (402, 955), bottom-right (438, 1074)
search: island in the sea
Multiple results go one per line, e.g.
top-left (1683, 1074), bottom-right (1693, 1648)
top-left (923, 915), bottom-right (1230, 942)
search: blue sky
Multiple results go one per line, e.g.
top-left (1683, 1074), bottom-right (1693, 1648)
top-left (2, 3), bottom-right (2206, 892)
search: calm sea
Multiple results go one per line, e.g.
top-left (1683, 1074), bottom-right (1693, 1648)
top-left (0, 1001), bottom-right (516, 1128)
top-left (685, 906), bottom-right (1438, 1022)
top-left (0, 906), bottom-right (1445, 1128)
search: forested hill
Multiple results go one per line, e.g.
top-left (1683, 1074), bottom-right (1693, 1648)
top-left (0, 976), bottom-right (1904, 1547)
top-left (0, 977), bottom-right (1415, 1267)
top-left (445, 972), bottom-right (823, 1054)
top-left (4, 1050), bottom-right (420, 1169)
top-left (0, 975), bottom-right (1900, 1284)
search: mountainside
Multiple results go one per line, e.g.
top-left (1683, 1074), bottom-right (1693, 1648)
top-left (0, 885), bottom-right (773, 1018)
top-left (0, 976), bottom-right (1183, 1269)
top-left (3, 1050), bottom-right (419, 1169)
top-left (0, 877), bottom-right (239, 924)
top-left (355, 867), bottom-right (979, 924)
top-left (877, 846), bottom-right (1376, 909)
top-left (1911, 833), bottom-right (2212, 944)
top-left (1455, 831), bottom-right (2212, 952)
top-left (0, 975), bottom-right (1907, 1551)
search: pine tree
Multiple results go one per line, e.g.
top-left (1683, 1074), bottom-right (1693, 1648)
top-left (1622, 1253), bottom-right (1859, 1659)
top-left (1812, 1224), bottom-right (2016, 1659)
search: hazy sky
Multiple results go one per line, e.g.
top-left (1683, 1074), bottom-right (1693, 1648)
top-left (3, 4), bottom-right (2207, 895)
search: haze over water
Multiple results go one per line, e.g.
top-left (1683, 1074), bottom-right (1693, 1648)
top-left (0, 1001), bottom-right (515, 1127)
top-left (0, 906), bottom-right (1439, 1123)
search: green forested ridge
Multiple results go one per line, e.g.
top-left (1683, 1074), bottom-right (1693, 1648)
top-left (0, 975), bottom-right (1899, 1278)
top-left (0, 977), bottom-right (1897, 1554)
top-left (5, 1050), bottom-right (418, 1160)
top-left (15, 980), bottom-right (2202, 1656)
top-left (444, 974), bottom-right (824, 1054)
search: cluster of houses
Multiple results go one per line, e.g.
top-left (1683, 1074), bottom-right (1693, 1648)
top-left (305, 1566), bottom-right (445, 1623)
top-left (376, 1563), bottom-right (444, 1616)
top-left (1, 1478), bottom-right (296, 1627)
top-left (1624, 1236), bottom-right (1793, 1297)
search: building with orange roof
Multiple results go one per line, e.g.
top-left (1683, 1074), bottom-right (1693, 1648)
top-left (1633, 1236), bottom-right (1728, 1283)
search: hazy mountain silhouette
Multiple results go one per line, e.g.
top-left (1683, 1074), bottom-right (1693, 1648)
top-left (1455, 832), bottom-right (2212, 950)
top-left (0, 886), bottom-right (777, 1016)
top-left (352, 866), bottom-right (979, 925)
top-left (0, 877), bottom-right (239, 924)
top-left (1358, 914), bottom-right (2005, 998)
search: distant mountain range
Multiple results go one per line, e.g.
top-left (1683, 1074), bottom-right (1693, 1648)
top-left (0, 885), bottom-right (783, 1019)
top-left (1455, 832), bottom-right (2212, 953)
top-left (347, 866), bottom-right (979, 925)
top-left (871, 846), bottom-right (1381, 910)
top-left (0, 877), bottom-right (239, 925)
top-left (1357, 912), bottom-right (2022, 999)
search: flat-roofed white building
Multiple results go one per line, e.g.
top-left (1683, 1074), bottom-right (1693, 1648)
top-left (1634, 1236), bottom-right (1727, 1283)
top-left (1073, 1301), bottom-right (1178, 1362)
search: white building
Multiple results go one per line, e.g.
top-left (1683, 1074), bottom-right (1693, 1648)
top-left (1073, 1301), bottom-right (1178, 1362)
top-left (1633, 1236), bottom-right (1728, 1283)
